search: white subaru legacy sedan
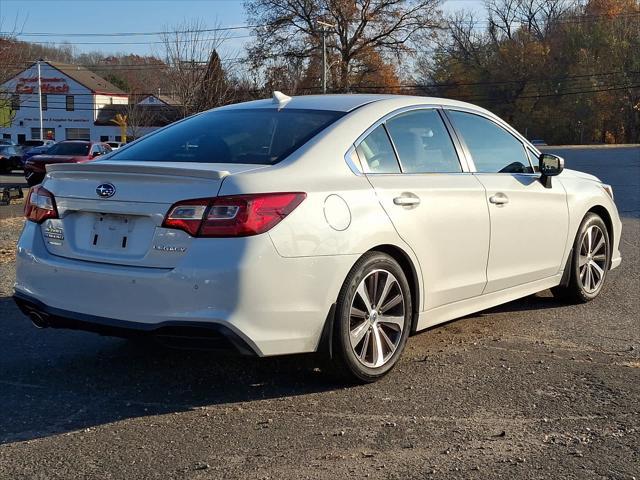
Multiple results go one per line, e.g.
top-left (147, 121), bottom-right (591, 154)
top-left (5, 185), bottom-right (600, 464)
top-left (14, 94), bottom-right (622, 382)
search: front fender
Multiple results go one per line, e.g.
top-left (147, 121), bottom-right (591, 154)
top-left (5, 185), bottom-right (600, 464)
top-left (558, 176), bottom-right (622, 270)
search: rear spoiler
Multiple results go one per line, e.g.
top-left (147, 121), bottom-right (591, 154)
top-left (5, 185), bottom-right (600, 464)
top-left (46, 162), bottom-right (230, 180)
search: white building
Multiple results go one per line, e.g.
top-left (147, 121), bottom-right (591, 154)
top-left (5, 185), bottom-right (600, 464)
top-left (1, 61), bottom-right (142, 144)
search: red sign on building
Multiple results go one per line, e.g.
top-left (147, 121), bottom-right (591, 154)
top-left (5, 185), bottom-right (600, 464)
top-left (15, 77), bottom-right (70, 94)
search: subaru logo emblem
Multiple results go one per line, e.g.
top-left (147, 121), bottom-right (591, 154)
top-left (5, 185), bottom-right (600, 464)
top-left (96, 183), bottom-right (116, 198)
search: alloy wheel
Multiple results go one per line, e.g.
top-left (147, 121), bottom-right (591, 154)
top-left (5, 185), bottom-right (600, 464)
top-left (349, 269), bottom-right (405, 368)
top-left (579, 225), bottom-right (607, 293)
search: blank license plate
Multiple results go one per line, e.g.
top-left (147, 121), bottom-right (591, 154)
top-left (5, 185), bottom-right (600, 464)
top-left (91, 214), bottom-right (134, 250)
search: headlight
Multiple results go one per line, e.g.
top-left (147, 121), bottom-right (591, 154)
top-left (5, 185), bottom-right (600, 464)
top-left (602, 184), bottom-right (614, 200)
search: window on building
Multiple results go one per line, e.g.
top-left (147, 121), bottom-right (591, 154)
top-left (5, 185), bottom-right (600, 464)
top-left (2, 134), bottom-right (10, 140)
top-left (114, 136), bottom-right (122, 142)
top-left (30, 128), bottom-right (54, 140)
top-left (65, 128), bottom-right (91, 141)
top-left (100, 135), bottom-right (109, 142)
top-left (66, 95), bottom-right (74, 111)
top-left (11, 94), bottom-right (20, 110)
top-left (41, 94), bottom-right (48, 111)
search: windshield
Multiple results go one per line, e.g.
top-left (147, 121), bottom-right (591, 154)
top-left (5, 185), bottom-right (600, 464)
top-left (0, 146), bottom-right (19, 155)
top-left (47, 143), bottom-right (90, 156)
top-left (109, 108), bottom-right (344, 165)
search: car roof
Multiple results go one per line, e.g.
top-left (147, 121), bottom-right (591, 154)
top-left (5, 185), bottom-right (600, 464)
top-left (58, 140), bottom-right (92, 144)
top-left (216, 93), bottom-right (487, 113)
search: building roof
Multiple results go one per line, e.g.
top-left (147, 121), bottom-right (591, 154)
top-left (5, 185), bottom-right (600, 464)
top-left (94, 104), bottom-right (181, 127)
top-left (139, 94), bottom-right (181, 106)
top-left (45, 61), bottom-right (126, 95)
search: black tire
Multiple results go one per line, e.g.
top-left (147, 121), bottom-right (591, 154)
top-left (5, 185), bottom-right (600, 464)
top-left (331, 252), bottom-right (412, 383)
top-left (552, 213), bottom-right (610, 303)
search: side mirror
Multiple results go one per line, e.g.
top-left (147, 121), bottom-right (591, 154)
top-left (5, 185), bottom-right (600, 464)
top-left (539, 153), bottom-right (564, 188)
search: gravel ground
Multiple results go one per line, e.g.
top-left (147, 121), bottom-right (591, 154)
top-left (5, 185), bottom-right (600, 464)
top-left (0, 147), bottom-right (638, 479)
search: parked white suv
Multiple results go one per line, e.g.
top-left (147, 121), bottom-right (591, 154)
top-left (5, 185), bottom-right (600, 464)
top-left (14, 94), bottom-right (622, 382)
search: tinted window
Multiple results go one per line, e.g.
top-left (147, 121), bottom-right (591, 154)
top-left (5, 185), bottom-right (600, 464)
top-left (47, 143), bottom-right (90, 156)
top-left (448, 111), bottom-right (531, 173)
top-left (110, 109), bottom-right (344, 165)
top-left (356, 125), bottom-right (400, 173)
top-left (0, 146), bottom-right (19, 155)
top-left (386, 110), bottom-right (461, 173)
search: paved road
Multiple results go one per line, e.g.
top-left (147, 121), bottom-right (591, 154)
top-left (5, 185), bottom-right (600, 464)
top-left (0, 146), bottom-right (638, 479)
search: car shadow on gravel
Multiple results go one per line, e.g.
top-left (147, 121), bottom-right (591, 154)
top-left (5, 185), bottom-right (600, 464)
top-left (0, 296), bottom-right (341, 444)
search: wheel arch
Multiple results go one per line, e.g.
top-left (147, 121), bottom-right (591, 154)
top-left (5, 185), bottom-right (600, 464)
top-left (316, 242), bottom-right (422, 357)
top-left (367, 244), bottom-right (421, 334)
top-left (587, 205), bottom-right (614, 257)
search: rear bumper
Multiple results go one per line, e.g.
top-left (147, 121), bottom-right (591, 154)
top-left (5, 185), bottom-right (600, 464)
top-left (15, 221), bottom-right (357, 356)
top-left (13, 291), bottom-right (257, 355)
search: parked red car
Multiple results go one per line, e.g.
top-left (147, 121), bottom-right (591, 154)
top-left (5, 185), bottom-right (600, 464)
top-left (24, 141), bottom-right (112, 186)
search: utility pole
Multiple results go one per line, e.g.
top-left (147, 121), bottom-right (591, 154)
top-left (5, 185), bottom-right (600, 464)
top-left (317, 21), bottom-right (334, 94)
top-left (37, 59), bottom-right (43, 141)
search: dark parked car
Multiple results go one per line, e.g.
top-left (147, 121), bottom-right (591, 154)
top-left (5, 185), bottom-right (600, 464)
top-left (20, 139), bottom-right (56, 149)
top-left (0, 145), bottom-right (23, 173)
top-left (21, 144), bottom-right (55, 167)
top-left (24, 141), bottom-right (112, 186)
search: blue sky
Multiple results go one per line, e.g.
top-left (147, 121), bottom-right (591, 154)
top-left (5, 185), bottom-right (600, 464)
top-left (1, 0), bottom-right (484, 58)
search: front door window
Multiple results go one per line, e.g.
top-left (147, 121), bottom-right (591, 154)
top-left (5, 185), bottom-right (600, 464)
top-left (447, 111), bottom-right (532, 174)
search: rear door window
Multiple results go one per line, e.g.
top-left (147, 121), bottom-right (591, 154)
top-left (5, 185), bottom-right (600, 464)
top-left (385, 109), bottom-right (462, 173)
top-left (110, 109), bottom-right (344, 165)
top-left (447, 110), bottom-right (532, 174)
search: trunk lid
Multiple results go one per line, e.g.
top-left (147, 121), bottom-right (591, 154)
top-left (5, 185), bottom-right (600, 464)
top-left (40, 161), bottom-right (266, 268)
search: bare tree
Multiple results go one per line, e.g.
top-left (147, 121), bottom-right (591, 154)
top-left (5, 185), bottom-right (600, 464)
top-left (158, 20), bottom-right (232, 117)
top-left (486, 0), bottom-right (577, 41)
top-left (124, 103), bottom-right (154, 140)
top-left (0, 13), bottom-right (27, 84)
top-left (245, 0), bottom-right (443, 91)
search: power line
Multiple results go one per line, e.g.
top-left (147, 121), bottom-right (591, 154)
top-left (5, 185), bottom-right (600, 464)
top-left (1, 11), bottom-right (638, 42)
top-left (10, 82), bottom-right (639, 112)
top-left (22, 34), bottom-right (253, 46)
top-left (5, 71), bottom-right (636, 102)
top-left (0, 25), bottom-right (257, 38)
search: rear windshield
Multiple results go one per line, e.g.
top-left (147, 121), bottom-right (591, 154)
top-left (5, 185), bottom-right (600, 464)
top-left (109, 108), bottom-right (344, 165)
top-left (47, 143), bottom-right (90, 156)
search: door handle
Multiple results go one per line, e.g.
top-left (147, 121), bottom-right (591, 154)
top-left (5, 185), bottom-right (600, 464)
top-left (393, 193), bottom-right (420, 207)
top-left (489, 193), bottom-right (509, 205)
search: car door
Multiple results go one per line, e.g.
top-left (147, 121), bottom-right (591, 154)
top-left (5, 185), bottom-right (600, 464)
top-left (445, 109), bottom-right (569, 293)
top-left (355, 108), bottom-right (490, 310)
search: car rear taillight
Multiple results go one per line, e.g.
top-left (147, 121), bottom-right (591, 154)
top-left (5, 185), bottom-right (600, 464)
top-left (24, 185), bottom-right (59, 223)
top-left (163, 193), bottom-right (306, 237)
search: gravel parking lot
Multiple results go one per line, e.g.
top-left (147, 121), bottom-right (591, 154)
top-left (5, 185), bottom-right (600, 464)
top-left (0, 146), bottom-right (638, 479)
